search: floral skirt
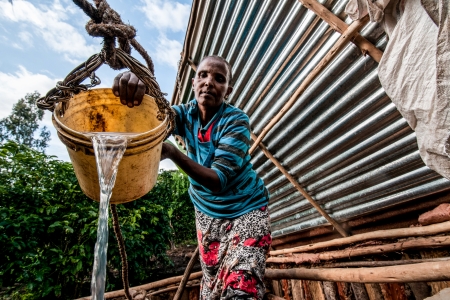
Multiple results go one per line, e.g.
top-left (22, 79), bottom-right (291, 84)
top-left (195, 206), bottom-right (272, 300)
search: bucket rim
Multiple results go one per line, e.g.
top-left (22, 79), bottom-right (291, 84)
top-left (53, 116), bottom-right (166, 152)
top-left (53, 88), bottom-right (169, 143)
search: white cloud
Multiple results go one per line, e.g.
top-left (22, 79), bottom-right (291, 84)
top-left (0, 0), bottom-right (97, 62)
top-left (0, 65), bottom-right (70, 160)
top-left (139, 0), bottom-right (190, 32)
top-left (18, 31), bottom-right (33, 47)
top-left (0, 65), bottom-right (58, 118)
top-left (154, 34), bottom-right (182, 70)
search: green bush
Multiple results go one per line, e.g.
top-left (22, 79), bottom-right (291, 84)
top-left (0, 141), bottom-right (195, 299)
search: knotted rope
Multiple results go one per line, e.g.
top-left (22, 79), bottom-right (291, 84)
top-left (37, 0), bottom-right (175, 136)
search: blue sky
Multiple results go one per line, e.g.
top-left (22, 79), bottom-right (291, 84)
top-left (0, 0), bottom-right (192, 169)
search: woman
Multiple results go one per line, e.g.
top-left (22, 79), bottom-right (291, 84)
top-left (113, 55), bottom-right (271, 300)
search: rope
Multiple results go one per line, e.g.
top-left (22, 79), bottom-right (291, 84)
top-left (110, 204), bottom-right (132, 300)
top-left (36, 1), bottom-right (178, 297)
top-left (37, 0), bottom-right (176, 136)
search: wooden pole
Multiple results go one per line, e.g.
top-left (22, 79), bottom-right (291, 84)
top-left (249, 16), bottom-right (370, 154)
top-left (298, 0), bottom-right (383, 62)
top-left (78, 257), bottom-right (450, 298)
top-left (252, 133), bottom-right (350, 237)
top-left (149, 283), bottom-right (200, 296)
top-left (173, 246), bottom-right (200, 300)
top-left (269, 221), bottom-right (450, 256)
top-left (321, 257), bottom-right (450, 268)
top-left (267, 236), bottom-right (450, 264)
top-left (75, 271), bottom-right (203, 300)
top-left (264, 260), bottom-right (450, 283)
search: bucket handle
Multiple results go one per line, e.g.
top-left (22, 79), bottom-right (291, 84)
top-left (36, 0), bottom-right (175, 138)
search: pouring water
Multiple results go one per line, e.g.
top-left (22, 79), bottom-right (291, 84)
top-left (88, 133), bottom-right (130, 300)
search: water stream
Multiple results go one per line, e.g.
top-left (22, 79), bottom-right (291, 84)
top-left (88, 133), bottom-right (130, 300)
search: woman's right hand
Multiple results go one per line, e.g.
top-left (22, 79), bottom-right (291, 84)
top-left (112, 71), bottom-right (146, 107)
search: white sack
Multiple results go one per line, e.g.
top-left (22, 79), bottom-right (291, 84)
top-left (378, 0), bottom-right (450, 179)
top-left (345, 0), bottom-right (391, 22)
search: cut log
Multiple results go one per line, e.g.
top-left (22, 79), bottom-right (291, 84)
top-left (322, 257), bottom-right (450, 268)
top-left (291, 280), bottom-right (306, 300)
top-left (379, 283), bottom-right (407, 300)
top-left (406, 282), bottom-right (431, 300)
top-left (149, 283), bottom-right (200, 296)
top-left (75, 271), bottom-right (203, 300)
top-left (364, 283), bottom-right (384, 300)
top-left (420, 250), bottom-right (450, 295)
top-left (272, 280), bottom-right (282, 297)
top-left (352, 282), bottom-right (369, 300)
top-left (308, 281), bottom-right (326, 300)
top-left (268, 236), bottom-right (450, 263)
top-left (322, 281), bottom-right (338, 300)
top-left (269, 221), bottom-right (450, 256)
top-left (264, 260), bottom-right (450, 283)
top-left (336, 282), bottom-right (353, 300)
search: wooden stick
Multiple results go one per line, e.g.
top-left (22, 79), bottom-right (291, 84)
top-left (77, 258), bottom-right (450, 300)
top-left (149, 283), bottom-right (200, 296)
top-left (267, 236), bottom-right (450, 264)
top-left (269, 221), bottom-right (450, 256)
top-left (75, 271), bottom-right (203, 300)
top-left (322, 281), bottom-right (339, 300)
top-left (173, 246), bottom-right (200, 300)
top-left (249, 16), bottom-right (370, 154)
top-left (298, 0), bottom-right (383, 62)
top-left (187, 57), bottom-right (198, 72)
top-left (321, 257), bottom-right (450, 268)
top-left (265, 261), bottom-right (450, 283)
top-left (251, 133), bottom-right (350, 237)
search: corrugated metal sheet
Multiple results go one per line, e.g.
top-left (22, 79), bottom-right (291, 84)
top-left (172, 0), bottom-right (450, 238)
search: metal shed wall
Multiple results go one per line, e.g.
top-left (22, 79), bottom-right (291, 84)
top-left (171, 0), bottom-right (450, 239)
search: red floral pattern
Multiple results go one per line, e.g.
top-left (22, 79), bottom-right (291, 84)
top-left (195, 207), bottom-right (271, 300)
top-left (223, 270), bottom-right (258, 298)
top-left (197, 230), bottom-right (220, 266)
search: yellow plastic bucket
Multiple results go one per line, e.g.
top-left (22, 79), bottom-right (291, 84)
top-left (53, 88), bottom-right (168, 204)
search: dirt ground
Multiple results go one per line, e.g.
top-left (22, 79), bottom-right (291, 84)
top-left (164, 244), bottom-right (201, 277)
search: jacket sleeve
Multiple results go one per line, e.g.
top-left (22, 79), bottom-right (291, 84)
top-left (171, 104), bottom-right (187, 138)
top-left (211, 112), bottom-right (251, 191)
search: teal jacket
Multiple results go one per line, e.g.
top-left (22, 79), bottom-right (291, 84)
top-left (172, 100), bottom-right (269, 218)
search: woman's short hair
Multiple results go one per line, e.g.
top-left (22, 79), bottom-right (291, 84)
top-left (199, 55), bottom-right (233, 85)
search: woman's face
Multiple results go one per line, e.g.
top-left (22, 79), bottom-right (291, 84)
top-left (192, 57), bottom-right (233, 111)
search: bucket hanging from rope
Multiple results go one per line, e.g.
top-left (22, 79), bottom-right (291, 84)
top-left (37, 0), bottom-right (175, 204)
top-left (36, 1), bottom-right (176, 299)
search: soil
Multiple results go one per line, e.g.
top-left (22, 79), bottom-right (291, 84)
top-left (164, 244), bottom-right (201, 277)
top-left (141, 244), bottom-right (201, 283)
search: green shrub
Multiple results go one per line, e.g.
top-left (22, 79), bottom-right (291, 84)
top-left (0, 141), bottom-right (195, 299)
